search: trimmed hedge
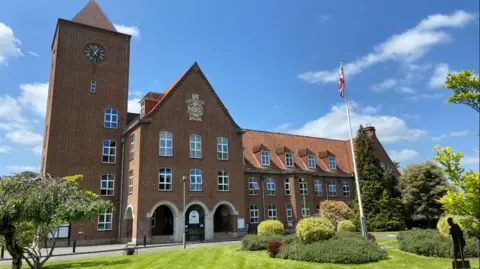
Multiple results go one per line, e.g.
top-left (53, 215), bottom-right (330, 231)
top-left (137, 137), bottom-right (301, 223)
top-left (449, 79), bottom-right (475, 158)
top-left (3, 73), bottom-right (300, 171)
top-left (337, 220), bottom-right (355, 232)
top-left (281, 234), bottom-right (299, 246)
top-left (296, 217), bottom-right (335, 243)
top-left (397, 229), bottom-right (479, 258)
top-left (258, 220), bottom-right (284, 236)
top-left (241, 234), bottom-right (284, 251)
top-left (437, 215), bottom-right (480, 239)
top-left (279, 236), bottom-right (387, 264)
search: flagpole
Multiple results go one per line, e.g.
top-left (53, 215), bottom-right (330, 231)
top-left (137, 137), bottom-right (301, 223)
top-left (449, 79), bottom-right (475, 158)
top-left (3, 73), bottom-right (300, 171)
top-left (340, 59), bottom-right (368, 239)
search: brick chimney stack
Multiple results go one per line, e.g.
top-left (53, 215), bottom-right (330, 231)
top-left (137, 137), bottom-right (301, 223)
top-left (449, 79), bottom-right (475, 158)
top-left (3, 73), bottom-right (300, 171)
top-left (363, 126), bottom-right (376, 138)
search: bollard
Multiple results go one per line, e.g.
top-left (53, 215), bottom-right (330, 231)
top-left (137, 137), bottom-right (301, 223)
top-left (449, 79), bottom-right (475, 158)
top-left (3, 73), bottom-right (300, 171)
top-left (72, 240), bottom-right (76, 253)
top-left (143, 235), bottom-right (146, 247)
top-left (1, 246), bottom-right (4, 259)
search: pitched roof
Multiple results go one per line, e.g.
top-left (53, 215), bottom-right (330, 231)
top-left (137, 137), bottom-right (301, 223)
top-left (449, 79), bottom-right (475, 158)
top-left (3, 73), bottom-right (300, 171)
top-left (72, 0), bottom-right (117, 32)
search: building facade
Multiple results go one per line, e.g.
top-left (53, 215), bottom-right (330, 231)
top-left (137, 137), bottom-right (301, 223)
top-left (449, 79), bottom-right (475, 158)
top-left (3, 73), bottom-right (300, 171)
top-left (41, 1), bottom-right (398, 245)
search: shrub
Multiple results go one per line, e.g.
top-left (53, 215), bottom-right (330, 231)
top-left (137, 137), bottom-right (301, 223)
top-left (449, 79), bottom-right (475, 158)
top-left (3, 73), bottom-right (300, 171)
top-left (397, 229), bottom-right (479, 258)
top-left (337, 220), bottom-right (355, 232)
top-left (241, 234), bottom-right (283, 251)
top-left (334, 231), bottom-right (376, 241)
top-left (279, 236), bottom-right (387, 264)
top-left (281, 234), bottom-right (299, 246)
top-left (296, 217), bottom-right (335, 243)
top-left (267, 240), bottom-right (283, 257)
top-left (437, 215), bottom-right (480, 238)
top-left (320, 200), bottom-right (353, 228)
top-left (257, 220), bottom-right (284, 236)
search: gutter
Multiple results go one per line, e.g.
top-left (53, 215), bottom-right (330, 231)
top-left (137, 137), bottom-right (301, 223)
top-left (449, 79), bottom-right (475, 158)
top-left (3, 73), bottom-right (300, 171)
top-left (117, 137), bottom-right (126, 242)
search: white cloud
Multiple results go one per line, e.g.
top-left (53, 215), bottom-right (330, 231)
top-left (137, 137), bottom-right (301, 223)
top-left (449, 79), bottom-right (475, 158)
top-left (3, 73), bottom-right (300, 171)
top-left (28, 51), bottom-right (39, 57)
top-left (0, 95), bottom-right (25, 123)
top-left (0, 145), bottom-right (12, 153)
top-left (18, 83), bottom-right (49, 116)
top-left (429, 63), bottom-right (457, 88)
top-left (431, 130), bottom-right (469, 140)
top-left (6, 165), bottom-right (39, 173)
top-left (298, 10), bottom-right (475, 84)
top-left (114, 24), bottom-right (140, 37)
top-left (405, 93), bottom-right (443, 101)
top-left (395, 87), bottom-right (416, 94)
top-left (399, 113), bottom-right (420, 119)
top-left (32, 144), bottom-right (42, 156)
top-left (285, 102), bottom-right (426, 143)
top-left (0, 22), bottom-right (22, 65)
top-left (128, 98), bottom-right (141, 113)
top-left (317, 15), bottom-right (331, 23)
top-left (271, 123), bottom-right (293, 133)
top-left (462, 155), bottom-right (479, 166)
top-left (371, 78), bottom-right (397, 92)
top-left (432, 134), bottom-right (448, 141)
top-left (450, 130), bottom-right (469, 136)
top-left (388, 149), bottom-right (420, 162)
top-left (6, 130), bottom-right (43, 145)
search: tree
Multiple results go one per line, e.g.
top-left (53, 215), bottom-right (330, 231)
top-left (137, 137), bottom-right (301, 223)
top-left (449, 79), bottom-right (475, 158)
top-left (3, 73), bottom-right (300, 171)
top-left (444, 70), bottom-right (480, 112)
top-left (351, 126), bottom-right (406, 231)
top-left (392, 161), bottom-right (401, 170)
top-left (319, 200), bottom-right (353, 229)
top-left (433, 146), bottom-right (480, 239)
top-left (398, 161), bottom-right (449, 227)
top-left (0, 174), bottom-right (112, 269)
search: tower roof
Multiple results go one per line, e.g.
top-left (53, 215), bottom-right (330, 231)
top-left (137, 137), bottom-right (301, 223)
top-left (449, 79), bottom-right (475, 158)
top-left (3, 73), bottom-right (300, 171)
top-left (72, 0), bottom-right (117, 32)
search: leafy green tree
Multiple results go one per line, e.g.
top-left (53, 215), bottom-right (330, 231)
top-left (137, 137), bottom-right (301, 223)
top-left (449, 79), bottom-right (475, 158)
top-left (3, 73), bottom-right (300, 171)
top-left (0, 174), bottom-right (112, 269)
top-left (351, 126), bottom-right (405, 231)
top-left (392, 161), bottom-right (401, 170)
top-left (444, 70), bottom-right (480, 112)
top-left (398, 161), bottom-right (449, 227)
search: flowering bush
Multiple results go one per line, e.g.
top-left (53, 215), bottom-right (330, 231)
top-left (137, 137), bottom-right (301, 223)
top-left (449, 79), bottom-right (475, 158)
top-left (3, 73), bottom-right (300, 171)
top-left (266, 240), bottom-right (283, 257)
top-left (257, 220), bottom-right (284, 236)
top-left (337, 220), bottom-right (355, 232)
top-left (296, 217), bottom-right (335, 243)
top-left (241, 234), bottom-right (283, 251)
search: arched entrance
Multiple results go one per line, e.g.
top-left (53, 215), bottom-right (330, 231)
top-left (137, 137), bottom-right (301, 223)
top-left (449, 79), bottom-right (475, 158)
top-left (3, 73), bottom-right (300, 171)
top-left (125, 205), bottom-right (134, 241)
top-left (214, 204), bottom-right (233, 233)
top-left (185, 204), bottom-right (205, 241)
top-left (151, 205), bottom-right (174, 236)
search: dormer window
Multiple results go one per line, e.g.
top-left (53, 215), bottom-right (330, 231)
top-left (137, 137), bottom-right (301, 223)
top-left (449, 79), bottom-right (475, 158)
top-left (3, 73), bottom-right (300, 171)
top-left (328, 156), bottom-right (336, 170)
top-left (285, 152), bottom-right (293, 168)
top-left (307, 154), bottom-right (316, 169)
top-left (90, 79), bottom-right (96, 93)
top-left (140, 101), bottom-right (145, 118)
top-left (261, 150), bottom-right (270, 166)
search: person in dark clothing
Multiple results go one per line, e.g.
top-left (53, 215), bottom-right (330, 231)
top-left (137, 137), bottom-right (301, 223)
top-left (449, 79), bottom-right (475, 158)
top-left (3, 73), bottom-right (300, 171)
top-left (448, 217), bottom-right (466, 265)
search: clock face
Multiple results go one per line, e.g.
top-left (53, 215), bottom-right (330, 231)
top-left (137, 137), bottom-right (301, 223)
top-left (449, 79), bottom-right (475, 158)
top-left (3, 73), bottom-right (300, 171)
top-left (83, 43), bottom-right (105, 63)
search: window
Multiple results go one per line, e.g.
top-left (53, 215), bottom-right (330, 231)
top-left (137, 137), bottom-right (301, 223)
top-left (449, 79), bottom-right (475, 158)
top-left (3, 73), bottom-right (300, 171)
top-left (151, 212), bottom-right (156, 228)
top-left (284, 177), bottom-right (290, 195)
top-left (129, 134), bottom-right (135, 160)
top-left (250, 205), bottom-right (259, 224)
top-left (248, 177), bottom-right (259, 195)
top-left (286, 204), bottom-right (293, 223)
top-left (266, 178), bottom-right (276, 196)
top-left (299, 179), bottom-right (308, 195)
top-left (189, 169), bottom-right (202, 191)
top-left (217, 137), bottom-right (228, 160)
top-left (104, 108), bottom-right (118, 128)
top-left (90, 79), bottom-right (96, 93)
top-left (189, 134), bottom-right (202, 158)
top-left (128, 171), bottom-right (133, 194)
top-left (380, 162), bottom-right (385, 169)
top-left (301, 205), bottom-right (310, 218)
top-left (159, 131), bottom-right (173, 157)
top-left (307, 154), bottom-right (316, 169)
top-left (102, 139), bottom-right (116, 163)
top-left (285, 152), bottom-right (293, 168)
top-left (158, 168), bottom-right (172, 191)
top-left (97, 211), bottom-right (112, 231)
top-left (140, 101), bottom-right (145, 118)
top-left (217, 170), bottom-right (229, 191)
top-left (261, 150), bottom-right (270, 166)
top-left (268, 205), bottom-right (277, 220)
top-left (328, 180), bottom-right (337, 196)
top-left (343, 181), bottom-right (350, 197)
top-left (328, 156), bottom-right (336, 170)
top-left (100, 174), bottom-right (114, 196)
top-left (314, 179), bottom-right (322, 196)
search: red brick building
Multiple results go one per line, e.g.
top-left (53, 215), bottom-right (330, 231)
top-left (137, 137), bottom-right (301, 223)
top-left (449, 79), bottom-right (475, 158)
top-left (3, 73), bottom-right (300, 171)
top-left (41, 1), bottom-right (398, 245)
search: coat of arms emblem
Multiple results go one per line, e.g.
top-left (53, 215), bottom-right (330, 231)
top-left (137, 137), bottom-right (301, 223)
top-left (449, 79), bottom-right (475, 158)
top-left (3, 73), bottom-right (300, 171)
top-left (186, 93), bottom-right (205, 121)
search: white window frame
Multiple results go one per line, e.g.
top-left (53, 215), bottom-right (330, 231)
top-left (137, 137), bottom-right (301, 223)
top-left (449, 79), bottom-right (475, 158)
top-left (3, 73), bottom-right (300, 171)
top-left (301, 205), bottom-right (310, 218)
top-left (189, 134), bottom-right (202, 158)
top-left (343, 181), bottom-right (350, 197)
top-left (129, 134), bottom-right (135, 160)
top-left (284, 177), bottom-right (290, 196)
top-left (128, 171), bottom-right (133, 194)
top-left (248, 177), bottom-right (259, 196)
top-left (159, 131), bottom-right (173, 157)
top-left (217, 170), bottom-right (229, 191)
top-left (217, 137), bottom-right (228, 160)
top-left (158, 168), bottom-right (173, 191)
top-left (90, 79), bottom-right (96, 93)
top-left (285, 152), bottom-right (294, 168)
top-left (100, 174), bottom-right (114, 196)
top-left (104, 108), bottom-right (118, 129)
top-left (190, 169), bottom-right (202, 191)
top-left (314, 179), bottom-right (322, 196)
top-left (151, 212), bottom-right (156, 228)
top-left (102, 139), bottom-right (116, 163)
top-left (261, 150), bottom-right (270, 166)
top-left (307, 154), bottom-right (316, 169)
top-left (268, 205), bottom-right (277, 220)
top-left (299, 180), bottom-right (308, 195)
top-left (328, 180), bottom-right (337, 196)
top-left (140, 101), bottom-right (145, 118)
top-left (250, 205), bottom-right (259, 224)
top-left (286, 204), bottom-right (293, 223)
top-left (97, 211), bottom-right (113, 231)
top-left (266, 178), bottom-right (276, 196)
top-left (328, 156), bottom-right (337, 170)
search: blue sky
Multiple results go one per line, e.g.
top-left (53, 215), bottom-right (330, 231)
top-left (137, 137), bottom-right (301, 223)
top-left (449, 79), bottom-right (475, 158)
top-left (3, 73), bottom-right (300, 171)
top-left (0, 0), bottom-right (478, 176)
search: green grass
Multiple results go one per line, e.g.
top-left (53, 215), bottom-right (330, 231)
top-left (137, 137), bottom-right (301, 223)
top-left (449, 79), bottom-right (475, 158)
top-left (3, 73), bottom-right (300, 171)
top-left (0, 243), bottom-right (477, 269)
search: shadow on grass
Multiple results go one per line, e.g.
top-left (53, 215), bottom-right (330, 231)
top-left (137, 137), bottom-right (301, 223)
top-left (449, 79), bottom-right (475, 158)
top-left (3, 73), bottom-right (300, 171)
top-left (44, 259), bottom-right (131, 268)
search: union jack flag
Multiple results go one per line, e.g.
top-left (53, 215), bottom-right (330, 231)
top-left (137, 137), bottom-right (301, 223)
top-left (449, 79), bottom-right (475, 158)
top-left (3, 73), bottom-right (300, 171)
top-left (338, 61), bottom-right (345, 98)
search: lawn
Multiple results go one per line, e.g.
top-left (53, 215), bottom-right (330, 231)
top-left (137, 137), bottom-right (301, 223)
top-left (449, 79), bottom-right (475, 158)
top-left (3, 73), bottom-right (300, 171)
top-left (0, 242), bottom-right (477, 269)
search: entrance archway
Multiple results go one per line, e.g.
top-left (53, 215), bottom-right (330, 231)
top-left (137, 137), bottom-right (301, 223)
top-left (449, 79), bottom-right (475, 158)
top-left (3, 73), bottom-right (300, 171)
top-left (151, 205), bottom-right (174, 236)
top-left (125, 205), bottom-right (134, 241)
top-left (185, 204), bottom-right (205, 241)
top-left (214, 204), bottom-right (233, 233)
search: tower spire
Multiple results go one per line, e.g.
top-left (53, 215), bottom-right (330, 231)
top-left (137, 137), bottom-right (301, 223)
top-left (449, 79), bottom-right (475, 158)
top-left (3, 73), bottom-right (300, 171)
top-left (72, 0), bottom-right (117, 32)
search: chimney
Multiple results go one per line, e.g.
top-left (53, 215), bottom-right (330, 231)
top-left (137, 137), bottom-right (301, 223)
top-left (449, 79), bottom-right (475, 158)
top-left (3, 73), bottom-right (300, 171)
top-left (363, 126), bottom-right (376, 138)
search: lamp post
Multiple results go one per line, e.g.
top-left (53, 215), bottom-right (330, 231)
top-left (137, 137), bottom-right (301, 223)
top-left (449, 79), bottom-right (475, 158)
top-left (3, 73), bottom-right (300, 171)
top-left (301, 178), bottom-right (307, 218)
top-left (182, 175), bottom-right (187, 249)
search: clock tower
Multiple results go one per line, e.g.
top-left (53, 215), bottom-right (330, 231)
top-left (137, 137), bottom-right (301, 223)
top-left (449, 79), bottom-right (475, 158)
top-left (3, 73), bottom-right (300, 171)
top-left (41, 0), bottom-right (131, 244)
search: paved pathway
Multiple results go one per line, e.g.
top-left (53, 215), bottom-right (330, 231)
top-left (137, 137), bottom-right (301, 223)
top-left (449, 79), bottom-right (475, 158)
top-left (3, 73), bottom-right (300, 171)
top-left (0, 240), bottom-right (241, 266)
